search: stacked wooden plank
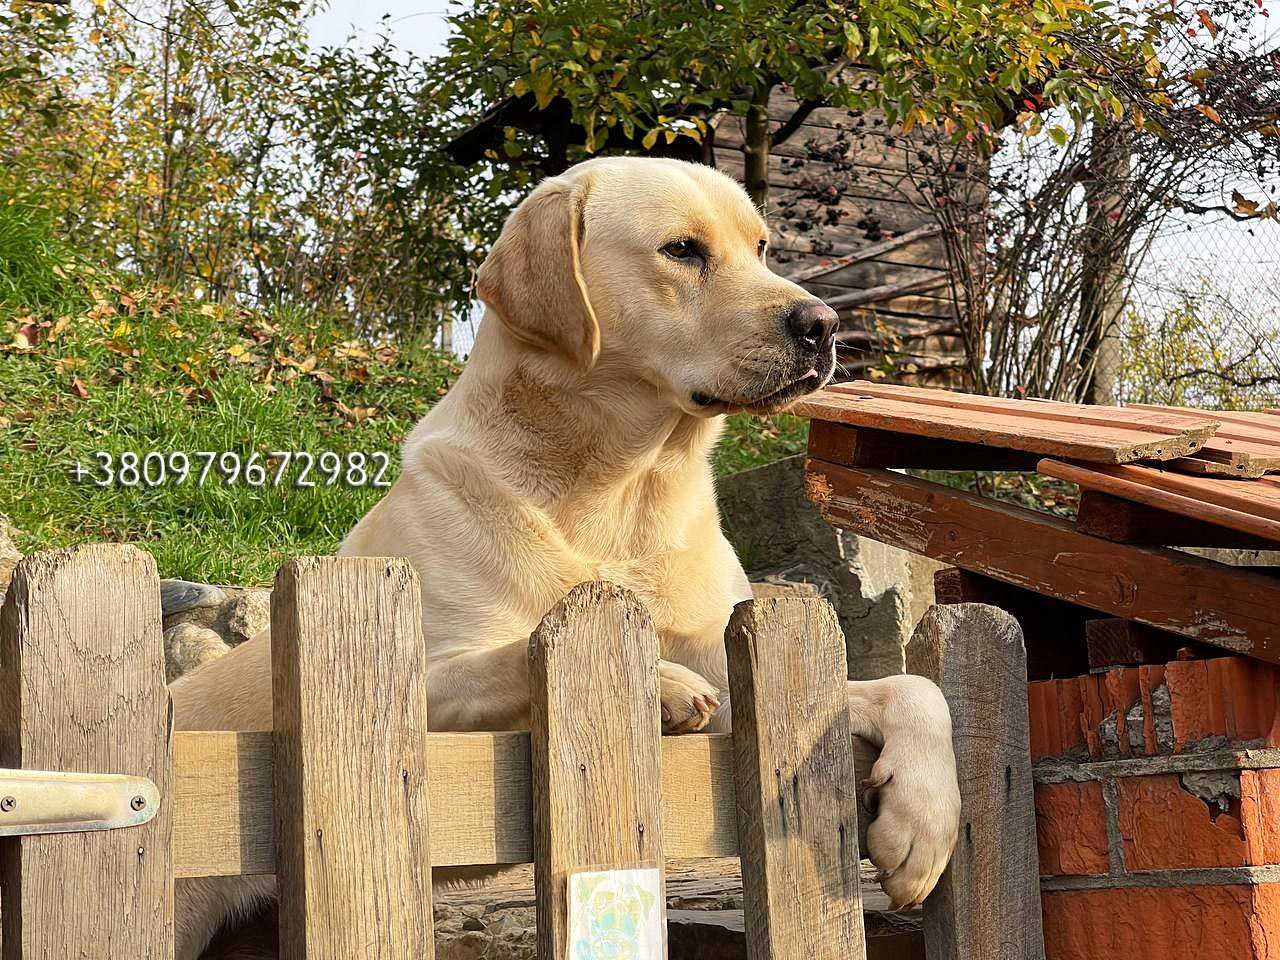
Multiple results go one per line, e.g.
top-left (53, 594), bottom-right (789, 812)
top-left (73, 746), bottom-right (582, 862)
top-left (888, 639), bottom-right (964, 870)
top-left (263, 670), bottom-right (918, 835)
top-left (799, 381), bottom-right (1280, 663)
top-left (795, 383), bottom-right (1221, 463)
top-left (1129, 404), bottom-right (1280, 477)
top-left (796, 381), bottom-right (1280, 546)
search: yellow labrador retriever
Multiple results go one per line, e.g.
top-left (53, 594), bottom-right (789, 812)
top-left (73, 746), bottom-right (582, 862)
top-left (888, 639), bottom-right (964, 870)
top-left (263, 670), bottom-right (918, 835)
top-left (171, 156), bottom-right (960, 958)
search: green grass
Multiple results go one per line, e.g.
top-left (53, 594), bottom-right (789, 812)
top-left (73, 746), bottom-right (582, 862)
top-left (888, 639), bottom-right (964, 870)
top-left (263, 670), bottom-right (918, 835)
top-left (714, 411), bottom-right (809, 476)
top-left (0, 196), bottom-right (459, 584)
top-left (0, 194), bottom-right (805, 584)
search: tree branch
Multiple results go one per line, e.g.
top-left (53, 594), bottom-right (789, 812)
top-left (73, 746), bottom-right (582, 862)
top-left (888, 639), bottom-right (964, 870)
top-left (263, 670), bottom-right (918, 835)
top-left (771, 99), bottom-right (822, 147)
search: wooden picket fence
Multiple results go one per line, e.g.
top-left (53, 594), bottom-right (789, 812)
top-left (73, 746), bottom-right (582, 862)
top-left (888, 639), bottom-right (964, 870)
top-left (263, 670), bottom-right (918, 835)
top-left (0, 543), bottom-right (1043, 959)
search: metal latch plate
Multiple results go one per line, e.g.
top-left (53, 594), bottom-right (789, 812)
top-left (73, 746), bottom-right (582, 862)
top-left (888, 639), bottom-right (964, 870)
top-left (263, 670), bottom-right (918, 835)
top-left (0, 769), bottom-right (159, 837)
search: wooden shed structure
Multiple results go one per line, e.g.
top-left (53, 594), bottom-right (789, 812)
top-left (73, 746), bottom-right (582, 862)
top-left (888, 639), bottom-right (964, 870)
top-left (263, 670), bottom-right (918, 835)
top-left (713, 88), bottom-right (981, 385)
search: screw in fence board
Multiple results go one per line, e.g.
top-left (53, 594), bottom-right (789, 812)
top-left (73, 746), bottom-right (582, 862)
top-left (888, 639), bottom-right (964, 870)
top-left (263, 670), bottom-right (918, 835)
top-left (0, 544), bottom-right (173, 958)
top-left (725, 597), bottom-right (867, 960)
top-left (271, 557), bottom-right (434, 960)
top-left (529, 581), bottom-right (667, 960)
top-left (905, 603), bottom-right (1045, 960)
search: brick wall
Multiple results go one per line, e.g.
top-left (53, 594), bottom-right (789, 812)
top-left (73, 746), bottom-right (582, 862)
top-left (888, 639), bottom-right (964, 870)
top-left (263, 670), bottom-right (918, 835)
top-left (1031, 655), bottom-right (1280, 958)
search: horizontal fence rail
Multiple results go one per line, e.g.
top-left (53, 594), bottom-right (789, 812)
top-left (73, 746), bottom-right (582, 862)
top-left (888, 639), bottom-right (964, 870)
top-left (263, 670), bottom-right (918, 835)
top-left (172, 730), bottom-right (879, 879)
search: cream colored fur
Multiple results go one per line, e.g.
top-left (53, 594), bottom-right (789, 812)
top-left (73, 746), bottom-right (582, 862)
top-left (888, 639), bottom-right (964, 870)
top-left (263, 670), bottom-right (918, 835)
top-left (170, 157), bottom-right (960, 958)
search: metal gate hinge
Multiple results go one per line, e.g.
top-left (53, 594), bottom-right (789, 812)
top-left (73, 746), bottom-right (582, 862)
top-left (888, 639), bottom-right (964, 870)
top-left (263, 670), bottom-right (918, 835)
top-left (0, 769), bottom-right (159, 837)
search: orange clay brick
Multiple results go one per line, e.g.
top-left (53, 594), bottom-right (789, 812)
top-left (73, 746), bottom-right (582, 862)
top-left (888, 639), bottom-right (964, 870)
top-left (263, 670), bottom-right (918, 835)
top-left (1115, 774), bottom-right (1249, 870)
top-left (1034, 782), bottom-right (1110, 877)
top-left (1028, 680), bottom-right (1054, 761)
top-left (1205, 657), bottom-right (1231, 738)
top-left (1165, 659), bottom-right (1212, 749)
top-left (1056, 678), bottom-right (1086, 756)
top-left (1029, 656), bottom-right (1280, 761)
top-left (1077, 674), bottom-right (1104, 758)
top-left (1162, 657), bottom-right (1280, 749)
top-left (1240, 769), bottom-right (1280, 866)
top-left (1043, 885), bottom-right (1280, 959)
top-left (1224, 658), bottom-right (1280, 743)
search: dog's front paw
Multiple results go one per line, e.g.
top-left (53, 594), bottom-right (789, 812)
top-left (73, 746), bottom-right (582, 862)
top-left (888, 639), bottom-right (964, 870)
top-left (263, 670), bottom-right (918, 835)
top-left (658, 660), bottom-right (719, 734)
top-left (862, 677), bottom-right (961, 909)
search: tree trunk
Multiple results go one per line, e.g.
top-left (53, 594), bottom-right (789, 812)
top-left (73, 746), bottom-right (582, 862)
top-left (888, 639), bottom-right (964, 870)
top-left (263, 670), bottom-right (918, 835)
top-left (743, 86), bottom-right (773, 212)
top-left (1081, 124), bottom-right (1131, 405)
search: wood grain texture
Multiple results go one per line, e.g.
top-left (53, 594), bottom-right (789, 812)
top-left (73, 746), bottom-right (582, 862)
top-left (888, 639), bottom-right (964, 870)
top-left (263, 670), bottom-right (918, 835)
top-left (1039, 459), bottom-right (1280, 542)
top-left (171, 731), bottom-right (879, 879)
top-left (906, 603), bottom-right (1044, 960)
top-left (804, 459), bottom-right (1280, 659)
top-left (529, 581), bottom-right (666, 960)
top-left (843, 382), bottom-right (1220, 438)
top-left (271, 556), bottom-right (434, 959)
top-left (0, 544), bottom-right (173, 958)
top-left (726, 598), bottom-right (866, 960)
top-left (796, 387), bottom-right (1214, 464)
top-left (1130, 403), bottom-right (1280, 476)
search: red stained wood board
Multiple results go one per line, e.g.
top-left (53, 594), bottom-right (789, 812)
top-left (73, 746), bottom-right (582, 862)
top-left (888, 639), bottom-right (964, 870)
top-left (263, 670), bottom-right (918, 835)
top-left (802, 458), bottom-right (1280, 660)
top-left (793, 382), bottom-right (1219, 464)
top-left (1038, 459), bottom-right (1280, 544)
top-left (1125, 404), bottom-right (1280, 477)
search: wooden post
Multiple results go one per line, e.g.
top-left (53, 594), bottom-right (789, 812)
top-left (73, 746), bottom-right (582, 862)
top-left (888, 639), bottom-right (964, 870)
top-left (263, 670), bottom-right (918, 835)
top-left (0, 544), bottom-right (173, 958)
top-left (906, 603), bottom-right (1044, 960)
top-left (529, 581), bottom-right (666, 960)
top-left (272, 557), bottom-right (434, 959)
top-left (725, 597), bottom-right (867, 960)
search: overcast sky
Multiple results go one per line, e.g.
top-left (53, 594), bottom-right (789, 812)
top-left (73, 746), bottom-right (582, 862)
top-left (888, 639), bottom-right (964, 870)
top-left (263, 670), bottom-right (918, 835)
top-left (307, 0), bottom-right (456, 58)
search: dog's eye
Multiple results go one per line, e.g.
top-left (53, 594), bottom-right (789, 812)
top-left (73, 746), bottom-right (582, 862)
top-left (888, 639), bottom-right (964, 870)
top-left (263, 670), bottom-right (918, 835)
top-left (661, 239), bottom-right (705, 264)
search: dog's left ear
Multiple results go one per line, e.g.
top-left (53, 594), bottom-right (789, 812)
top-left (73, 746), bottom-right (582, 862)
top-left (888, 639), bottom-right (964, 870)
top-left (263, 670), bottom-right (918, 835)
top-left (476, 174), bottom-right (600, 369)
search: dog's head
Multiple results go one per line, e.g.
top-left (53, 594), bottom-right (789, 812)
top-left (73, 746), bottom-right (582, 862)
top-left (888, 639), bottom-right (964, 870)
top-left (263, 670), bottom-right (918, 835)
top-left (476, 156), bottom-right (838, 416)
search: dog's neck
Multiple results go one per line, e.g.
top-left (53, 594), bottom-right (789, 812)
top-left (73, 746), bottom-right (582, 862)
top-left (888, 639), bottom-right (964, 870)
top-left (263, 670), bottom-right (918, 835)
top-left (441, 319), bottom-right (723, 511)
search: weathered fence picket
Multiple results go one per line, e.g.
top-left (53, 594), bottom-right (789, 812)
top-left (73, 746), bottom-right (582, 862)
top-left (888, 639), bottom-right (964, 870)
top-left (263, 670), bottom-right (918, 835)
top-left (907, 604), bottom-right (1044, 960)
top-left (0, 547), bottom-right (1036, 960)
top-left (0, 544), bottom-right (174, 959)
top-left (529, 582), bottom-right (668, 960)
top-left (727, 597), bottom-right (868, 960)
top-left (271, 556), bottom-right (435, 959)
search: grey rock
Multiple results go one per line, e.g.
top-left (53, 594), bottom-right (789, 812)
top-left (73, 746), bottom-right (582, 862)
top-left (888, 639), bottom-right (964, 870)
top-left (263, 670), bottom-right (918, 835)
top-left (750, 578), bottom-right (822, 600)
top-left (226, 589), bottom-right (271, 644)
top-left (161, 579), bottom-right (228, 628)
top-left (0, 515), bottom-right (22, 599)
top-left (164, 621), bottom-right (231, 682)
top-left (719, 456), bottom-right (941, 680)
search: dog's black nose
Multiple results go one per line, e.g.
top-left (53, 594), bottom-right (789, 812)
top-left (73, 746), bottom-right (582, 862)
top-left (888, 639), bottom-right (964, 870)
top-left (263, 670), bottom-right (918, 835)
top-left (785, 300), bottom-right (839, 352)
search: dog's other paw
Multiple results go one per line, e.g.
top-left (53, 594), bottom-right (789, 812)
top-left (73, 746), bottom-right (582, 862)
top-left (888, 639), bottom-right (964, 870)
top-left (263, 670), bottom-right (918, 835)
top-left (861, 676), bottom-right (961, 910)
top-left (658, 659), bottom-right (719, 734)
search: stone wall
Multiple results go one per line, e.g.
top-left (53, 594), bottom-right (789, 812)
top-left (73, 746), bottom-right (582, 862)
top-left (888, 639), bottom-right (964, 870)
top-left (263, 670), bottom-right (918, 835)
top-left (718, 455), bottom-right (941, 680)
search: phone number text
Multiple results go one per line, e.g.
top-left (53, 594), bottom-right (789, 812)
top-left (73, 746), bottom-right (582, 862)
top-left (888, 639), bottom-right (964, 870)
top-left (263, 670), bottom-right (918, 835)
top-left (71, 451), bottom-right (393, 488)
